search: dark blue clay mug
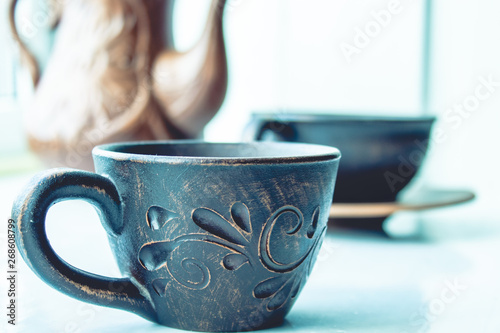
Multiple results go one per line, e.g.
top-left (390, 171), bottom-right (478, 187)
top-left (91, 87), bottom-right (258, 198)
top-left (244, 113), bottom-right (435, 203)
top-left (12, 141), bottom-right (340, 332)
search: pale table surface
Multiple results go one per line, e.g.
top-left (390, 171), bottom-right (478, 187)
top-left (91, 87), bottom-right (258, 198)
top-left (1, 172), bottom-right (500, 333)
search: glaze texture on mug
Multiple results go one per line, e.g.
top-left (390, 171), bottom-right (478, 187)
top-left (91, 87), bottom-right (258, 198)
top-left (136, 202), bottom-right (324, 329)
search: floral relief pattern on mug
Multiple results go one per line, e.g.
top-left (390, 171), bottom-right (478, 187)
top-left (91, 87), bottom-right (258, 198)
top-left (138, 202), bottom-right (324, 311)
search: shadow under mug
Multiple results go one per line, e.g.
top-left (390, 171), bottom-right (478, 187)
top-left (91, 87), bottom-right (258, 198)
top-left (11, 141), bottom-right (341, 332)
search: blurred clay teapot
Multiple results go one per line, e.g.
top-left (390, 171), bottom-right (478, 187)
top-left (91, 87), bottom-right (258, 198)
top-left (9, 0), bottom-right (228, 170)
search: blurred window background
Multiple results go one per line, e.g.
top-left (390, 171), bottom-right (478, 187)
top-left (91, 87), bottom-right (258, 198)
top-left (202, 0), bottom-right (500, 230)
top-left (1, 0), bottom-right (500, 227)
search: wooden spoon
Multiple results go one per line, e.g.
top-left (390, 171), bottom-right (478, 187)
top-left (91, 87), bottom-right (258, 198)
top-left (330, 188), bottom-right (475, 219)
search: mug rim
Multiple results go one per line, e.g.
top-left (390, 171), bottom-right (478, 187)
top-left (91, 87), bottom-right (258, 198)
top-left (92, 140), bottom-right (341, 165)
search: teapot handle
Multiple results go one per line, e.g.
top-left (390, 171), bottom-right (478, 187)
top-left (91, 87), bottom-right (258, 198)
top-left (8, 0), bottom-right (41, 86)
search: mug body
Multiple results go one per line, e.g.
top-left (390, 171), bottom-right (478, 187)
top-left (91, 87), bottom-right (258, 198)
top-left (92, 141), bottom-right (340, 331)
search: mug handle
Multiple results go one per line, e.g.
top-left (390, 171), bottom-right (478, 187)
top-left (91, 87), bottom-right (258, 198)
top-left (11, 168), bottom-right (156, 322)
top-left (253, 121), bottom-right (296, 142)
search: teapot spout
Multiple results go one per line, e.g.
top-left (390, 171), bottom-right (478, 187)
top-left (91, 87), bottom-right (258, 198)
top-left (152, 0), bottom-right (228, 137)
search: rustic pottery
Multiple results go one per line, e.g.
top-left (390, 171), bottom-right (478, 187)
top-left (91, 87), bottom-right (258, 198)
top-left (12, 141), bottom-right (341, 331)
top-left (9, 0), bottom-right (228, 170)
top-left (244, 113), bottom-right (435, 203)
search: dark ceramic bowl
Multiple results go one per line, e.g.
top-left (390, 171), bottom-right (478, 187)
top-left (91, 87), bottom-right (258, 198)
top-left (244, 113), bottom-right (436, 203)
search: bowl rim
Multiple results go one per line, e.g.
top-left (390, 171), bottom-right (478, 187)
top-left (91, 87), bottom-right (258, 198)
top-left (250, 112), bottom-right (436, 124)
